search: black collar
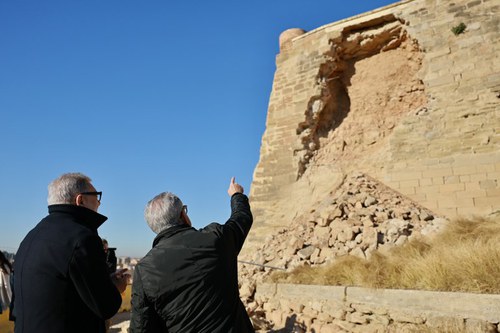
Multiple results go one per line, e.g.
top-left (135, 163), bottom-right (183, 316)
top-left (152, 224), bottom-right (193, 248)
top-left (48, 204), bottom-right (108, 230)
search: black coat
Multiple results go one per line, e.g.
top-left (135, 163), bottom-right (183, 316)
top-left (13, 205), bottom-right (122, 333)
top-left (130, 193), bottom-right (255, 333)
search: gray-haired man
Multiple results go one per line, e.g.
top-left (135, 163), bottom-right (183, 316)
top-left (130, 177), bottom-right (254, 332)
top-left (13, 173), bottom-right (128, 333)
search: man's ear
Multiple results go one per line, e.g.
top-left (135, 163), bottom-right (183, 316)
top-left (75, 194), bottom-right (83, 206)
top-left (180, 210), bottom-right (192, 227)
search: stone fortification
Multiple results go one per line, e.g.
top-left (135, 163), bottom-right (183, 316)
top-left (253, 283), bottom-right (500, 332)
top-left (245, 0), bottom-right (500, 256)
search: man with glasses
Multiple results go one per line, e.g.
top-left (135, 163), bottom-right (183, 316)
top-left (130, 177), bottom-right (254, 332)
top-left (13, 172), bottom-right (128, 333)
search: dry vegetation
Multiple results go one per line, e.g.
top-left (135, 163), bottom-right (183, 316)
top-left (0, 310), bottom-right (14, 333)
top-left (269, 216), bottom-right (500, 294)
top-left (119, 284), bottom-right (132, 312)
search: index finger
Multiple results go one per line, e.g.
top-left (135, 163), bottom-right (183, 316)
top-left (230, 177), bottom-right (236, 184)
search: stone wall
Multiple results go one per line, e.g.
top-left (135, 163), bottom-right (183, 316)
top-left (254, 283), bottom-right (500, 332)
top-left (245, 0), bottom-right (500, 255)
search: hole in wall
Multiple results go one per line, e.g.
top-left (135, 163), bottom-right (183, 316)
top-left (295, 16), bottom-right (427, 179)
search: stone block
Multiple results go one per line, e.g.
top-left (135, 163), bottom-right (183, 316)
top-left (298, 314), bottom-right (314, 329)
top-left (439, 183), bottom-right (465, 192)
top-left (426, 315), bottom-right (465, 331)
top-left (346, 312), bottom-right (368, 324)
top-left (353, 322), bottom-right (388, 333)
top-left (268, 310), bottom-right (287, 327)
top-left (465, 318), bottom-right (497, 333)
top-left (389, 310), bottom-right (425, 324)
top-left (255, 283), bottom-right (277, 300)
top-left (317, 311), bottom-right (334, 323)
top-left (420, 178), bottom-right (433, 186)
top-left (398, 187), bottom-right (416, 195)
top-left (415, 185), bottom-right (440, 194)
top-left (470, 173), bottom-right (489, 182)
top-left (455, 189), bottom-right (486, 199)
top-left (399, 179), bottom-right (420, 188)
top-left (276, 284), bottom-right (346, 303)
top-left (459, 175), bottom-right (471, 182)
top-left (346, 287), bottom-right (500, 323)
top-left (302, 305), bottom-right (318, 318)
top-left (432, 176), bottom-right (445, 185)
top-left (486, 188), bottom-right (500, 197)
top-left (319, 323), bottom-right (346, 333)
top-left (390, 171), bottom-right (423, 181)
top-left (453, 165), bottom-right (478, 175)
top-left (426, 74), bottom-right (456, 88)
top-left (474, 196), bottom-right (500, 208)
top-left (479, 179), bottom-right (498, 189)
top-left (477, 164), bottom-right (496, 173)
top-left (437, 207), bottom-right (458, 217)
top-left (487, 172), bottom-right (500, 181)
top-left (322, 302), bottom-right (346, 320)
top-left (369, 314), bottom-right (390, 326)
top-left (332, 319), bottom-right (356, 332)
top-left (423, 168), bottom-right (453, 178)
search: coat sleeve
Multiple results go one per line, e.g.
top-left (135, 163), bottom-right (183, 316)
top-left (130, 268), bottom-right (166, 333)
top-left (221, 193), bottom-right (253, 255)
top-left (68, 234), bottom-right (122, 320)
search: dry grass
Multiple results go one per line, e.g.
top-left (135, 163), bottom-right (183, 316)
top-left (119, 284), bottom-right (132, 312)
top-left (270, 216), bottom-right (500, 293)
top-left (0, 310), bottom-right (14, 333)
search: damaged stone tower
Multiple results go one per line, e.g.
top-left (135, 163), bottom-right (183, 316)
top-left (244, 0), bottom-right (500, 254)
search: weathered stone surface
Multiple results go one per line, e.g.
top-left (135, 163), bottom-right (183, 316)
top-left (236, 0), bottom-right (500, 331)
top-left (244, 0), bottom-right (500, 256)
top-left (297, 245), bottom-right (316, 259)
top-left (252, 283), bottom-right (500, 332)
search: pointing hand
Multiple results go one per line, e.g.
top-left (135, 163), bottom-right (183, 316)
top-left (227, 177), bottom-right (244, 196)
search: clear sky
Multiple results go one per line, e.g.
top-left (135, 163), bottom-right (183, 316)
top-left (0, 0), bottom-right (398, 258)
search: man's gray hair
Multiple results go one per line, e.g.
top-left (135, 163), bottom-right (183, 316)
top-left (47, 173), bottom-right (93, 205)
top-left (145, 192), bottom-right (184, 234)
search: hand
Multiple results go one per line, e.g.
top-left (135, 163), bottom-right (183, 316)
top-left (227, 177), bottom-right (244, 196)
top-left (111, 268), bottom-right (129, 293)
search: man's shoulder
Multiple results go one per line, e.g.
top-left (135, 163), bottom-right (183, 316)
top-left (199, 222), bottom-right (223, 233)
top-left (35, 213), bottom-right (100, 250)
top-left (22, 214), bottom-right (89, 241)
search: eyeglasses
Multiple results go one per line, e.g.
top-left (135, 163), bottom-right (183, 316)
top-left (182, 205), bottom-right (188, 214)
top-left (80, 191), bottom-right (102, 202)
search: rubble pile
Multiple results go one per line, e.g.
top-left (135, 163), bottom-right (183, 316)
top-left (239, 172), bottom-right (447, 327)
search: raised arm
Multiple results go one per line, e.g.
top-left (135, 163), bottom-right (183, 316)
top-left (224, 177), bottom-right (253, 254)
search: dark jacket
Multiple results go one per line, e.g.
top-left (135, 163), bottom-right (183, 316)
top-left (13, 205), bottom-right (122, 333)
top-left (130, 193), bottom-right (254, 333)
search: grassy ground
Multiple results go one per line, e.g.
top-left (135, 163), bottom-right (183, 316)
top-left (270, 216), bottom-right (500, 293)
top-left (0, 310), bottom-right (14, 333)
top-left (120, 284), bottom-right (132, 312)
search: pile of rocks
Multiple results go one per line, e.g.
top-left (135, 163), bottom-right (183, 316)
top-left (239, 172), bottom-right (447, 327)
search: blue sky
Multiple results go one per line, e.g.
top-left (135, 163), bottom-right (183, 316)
top-left (0, 0), bottom-right (397, 258)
